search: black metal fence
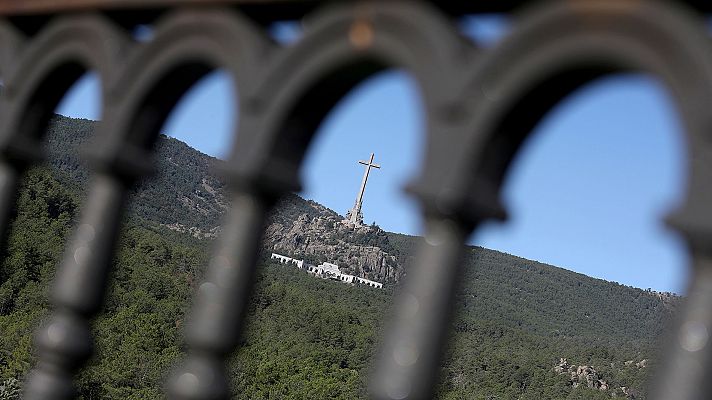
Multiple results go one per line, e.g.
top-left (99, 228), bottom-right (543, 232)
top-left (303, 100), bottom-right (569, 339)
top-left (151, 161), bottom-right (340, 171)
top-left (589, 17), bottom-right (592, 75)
top-left (0, 1), bottom-right (711, 399)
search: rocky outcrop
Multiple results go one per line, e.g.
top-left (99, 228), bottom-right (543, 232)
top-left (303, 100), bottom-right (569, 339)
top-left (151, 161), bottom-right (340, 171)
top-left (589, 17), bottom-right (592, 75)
top-left (162, 222), bottom-right (220, 239)
top-left (554, 358), bottom-right (645, 399)
top-left (263, 212), bottom-right (403, 284)
top-left (651, 290), bottom-right (680, 311)
top-left (625, 359), bottom-right (648, 369)
top-left (554, 358), bottom-right (609, 392)
top-left (617, 386), bottom-right (640, 399)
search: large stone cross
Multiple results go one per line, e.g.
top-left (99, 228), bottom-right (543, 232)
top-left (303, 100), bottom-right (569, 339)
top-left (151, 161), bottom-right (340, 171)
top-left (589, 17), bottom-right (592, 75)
top-left (345, 152), bottom-right (380, 226)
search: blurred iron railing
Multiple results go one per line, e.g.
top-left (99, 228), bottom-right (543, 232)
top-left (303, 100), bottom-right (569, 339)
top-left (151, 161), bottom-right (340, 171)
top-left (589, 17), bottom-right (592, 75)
top-left (0, 1), bottom-right (710, 399)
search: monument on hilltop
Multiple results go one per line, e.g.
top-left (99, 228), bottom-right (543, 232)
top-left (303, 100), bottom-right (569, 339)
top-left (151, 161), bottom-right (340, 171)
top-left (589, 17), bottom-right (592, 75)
top-left (345, 152), bottom-right (380, 226)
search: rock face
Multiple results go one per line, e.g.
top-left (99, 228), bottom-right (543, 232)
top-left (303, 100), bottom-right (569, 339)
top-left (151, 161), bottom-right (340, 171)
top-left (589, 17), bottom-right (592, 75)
top-left (625, 359), bottom-right (648, 369)
top-left (618, 386), bottom-right (640, 399)
top-left (262, 205), bottom-right (404, 284)
top-left (554, 358), bottom-right (609, 392)
top-left (554, 358), bottom-right (644, 399)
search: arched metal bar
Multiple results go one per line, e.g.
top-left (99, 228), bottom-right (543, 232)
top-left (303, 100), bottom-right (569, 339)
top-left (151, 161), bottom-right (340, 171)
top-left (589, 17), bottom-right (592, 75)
top-left (0, 19), bottom-right (22, 78)
top-left (0, 1), bottom-right (706, 399)
top-left (0, 14), bottom-right (125, 166)
top-left (370, 215), bottom-right (473, 400)
top-left (218, 2), bottom-right (477, 400)
top-left (403, 1), bottom-right (712, 400)
top-left (174, 2), bottom-right (473, 399)
top-left (91, 9), bottom-right (267, 173)
top-left (0, 16), bottom-right (124, 271)
top-left (418, 1), bottom-right (712, 229)
top-left (227, 0), bottom-right (471, 194)
top-left (0, 15), bottom-right (130, 400)
top-left (168, 192), bottom-right (273, 399)
top-left (0, 20), bottom-right (25, 271)
top-left (0, 17), bottom-right (129, 397)
top-left (24, 8), bottom-right (269, 399)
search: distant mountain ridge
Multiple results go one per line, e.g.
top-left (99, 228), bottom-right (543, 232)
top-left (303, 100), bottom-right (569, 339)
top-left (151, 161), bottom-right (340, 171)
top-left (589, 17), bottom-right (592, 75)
top-left (43, 114), bottom-right (685, 297)
top-left (44, 114), bottom-right (407, 283)
top-left (44, 114), bottom-right (681, 337)
top-left (44, 115), bottom-right (228, 233)
top-left (16, 114), bottom-right (680, 398)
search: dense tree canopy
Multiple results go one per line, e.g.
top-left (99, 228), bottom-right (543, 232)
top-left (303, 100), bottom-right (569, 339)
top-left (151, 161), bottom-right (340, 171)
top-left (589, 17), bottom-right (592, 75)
top-left (0, 167), bottom-right (670, 399)
top-left (0, 116), bottom-right (677, 398)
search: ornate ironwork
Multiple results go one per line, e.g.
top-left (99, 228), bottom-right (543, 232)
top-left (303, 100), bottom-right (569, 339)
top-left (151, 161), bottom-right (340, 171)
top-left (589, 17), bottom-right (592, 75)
top-left (0, 0), bottom-right (708, 399)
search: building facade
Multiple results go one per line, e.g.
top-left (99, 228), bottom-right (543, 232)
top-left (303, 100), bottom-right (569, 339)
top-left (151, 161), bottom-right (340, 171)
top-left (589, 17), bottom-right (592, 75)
top-left (271, 252), bottom-right (382, 289)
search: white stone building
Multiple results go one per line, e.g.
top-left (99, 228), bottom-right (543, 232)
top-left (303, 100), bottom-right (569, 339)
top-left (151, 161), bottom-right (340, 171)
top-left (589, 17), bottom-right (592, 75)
top-left (355, 277), bottom-right (383, 289)
top-left (270, 253), bottom-right (304, 269)
top-left (274, 251), bottom-right (383, 289)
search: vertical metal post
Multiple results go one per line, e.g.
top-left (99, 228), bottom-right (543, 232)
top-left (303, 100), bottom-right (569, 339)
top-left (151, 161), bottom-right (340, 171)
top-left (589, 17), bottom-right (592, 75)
top-left (371, 216), bottom-right (472, 400)
top-left (651, 251), bottom-right (712, 400)
top-left (24, 174), bottom-right (128, 399)
top-left (168, 190), bottom-right (271, 400)
top-left (0, 163), bottom-right (20, 251)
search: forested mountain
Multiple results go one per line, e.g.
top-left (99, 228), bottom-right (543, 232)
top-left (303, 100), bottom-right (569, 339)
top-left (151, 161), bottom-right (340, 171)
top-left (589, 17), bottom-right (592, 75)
top-left (0, 115), bottom-right (679, 399)
top-left (44, 115), bottom-right (228, 235)
top-left (44, 115), bottom-right (405, 281)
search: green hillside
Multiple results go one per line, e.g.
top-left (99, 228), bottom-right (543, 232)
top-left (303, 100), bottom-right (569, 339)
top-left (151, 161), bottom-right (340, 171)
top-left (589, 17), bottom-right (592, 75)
top-left (0, 116), bottom-right (678, 399)
top-left (43, 114), bottom-right (329, 237)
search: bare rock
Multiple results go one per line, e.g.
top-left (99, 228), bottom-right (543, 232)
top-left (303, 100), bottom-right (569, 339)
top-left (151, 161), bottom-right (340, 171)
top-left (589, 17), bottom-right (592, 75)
top-left (555, 359), bottom-right (609, 392)
top-left (263, 212), bottom-right (404, 283)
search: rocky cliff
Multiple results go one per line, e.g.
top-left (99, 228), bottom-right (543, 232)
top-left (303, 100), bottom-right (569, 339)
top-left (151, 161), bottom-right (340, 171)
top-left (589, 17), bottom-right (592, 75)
top-left (554, 358), bottom-right (646, 399)
top-left (45, 114), bottom-right (406, 284)
top-left (36, 115), bottom-right (680, 399)
top-left (263, 202), bottom-right (404, 284)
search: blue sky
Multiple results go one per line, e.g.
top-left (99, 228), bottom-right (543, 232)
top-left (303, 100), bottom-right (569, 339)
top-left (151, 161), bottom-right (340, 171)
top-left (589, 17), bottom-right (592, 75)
top-left (55, 16), bottom-right (689, 294)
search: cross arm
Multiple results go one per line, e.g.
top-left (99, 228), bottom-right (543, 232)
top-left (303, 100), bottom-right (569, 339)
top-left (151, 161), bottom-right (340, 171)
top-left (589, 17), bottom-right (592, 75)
top-left (359, 160), bottom-right (381, 168)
